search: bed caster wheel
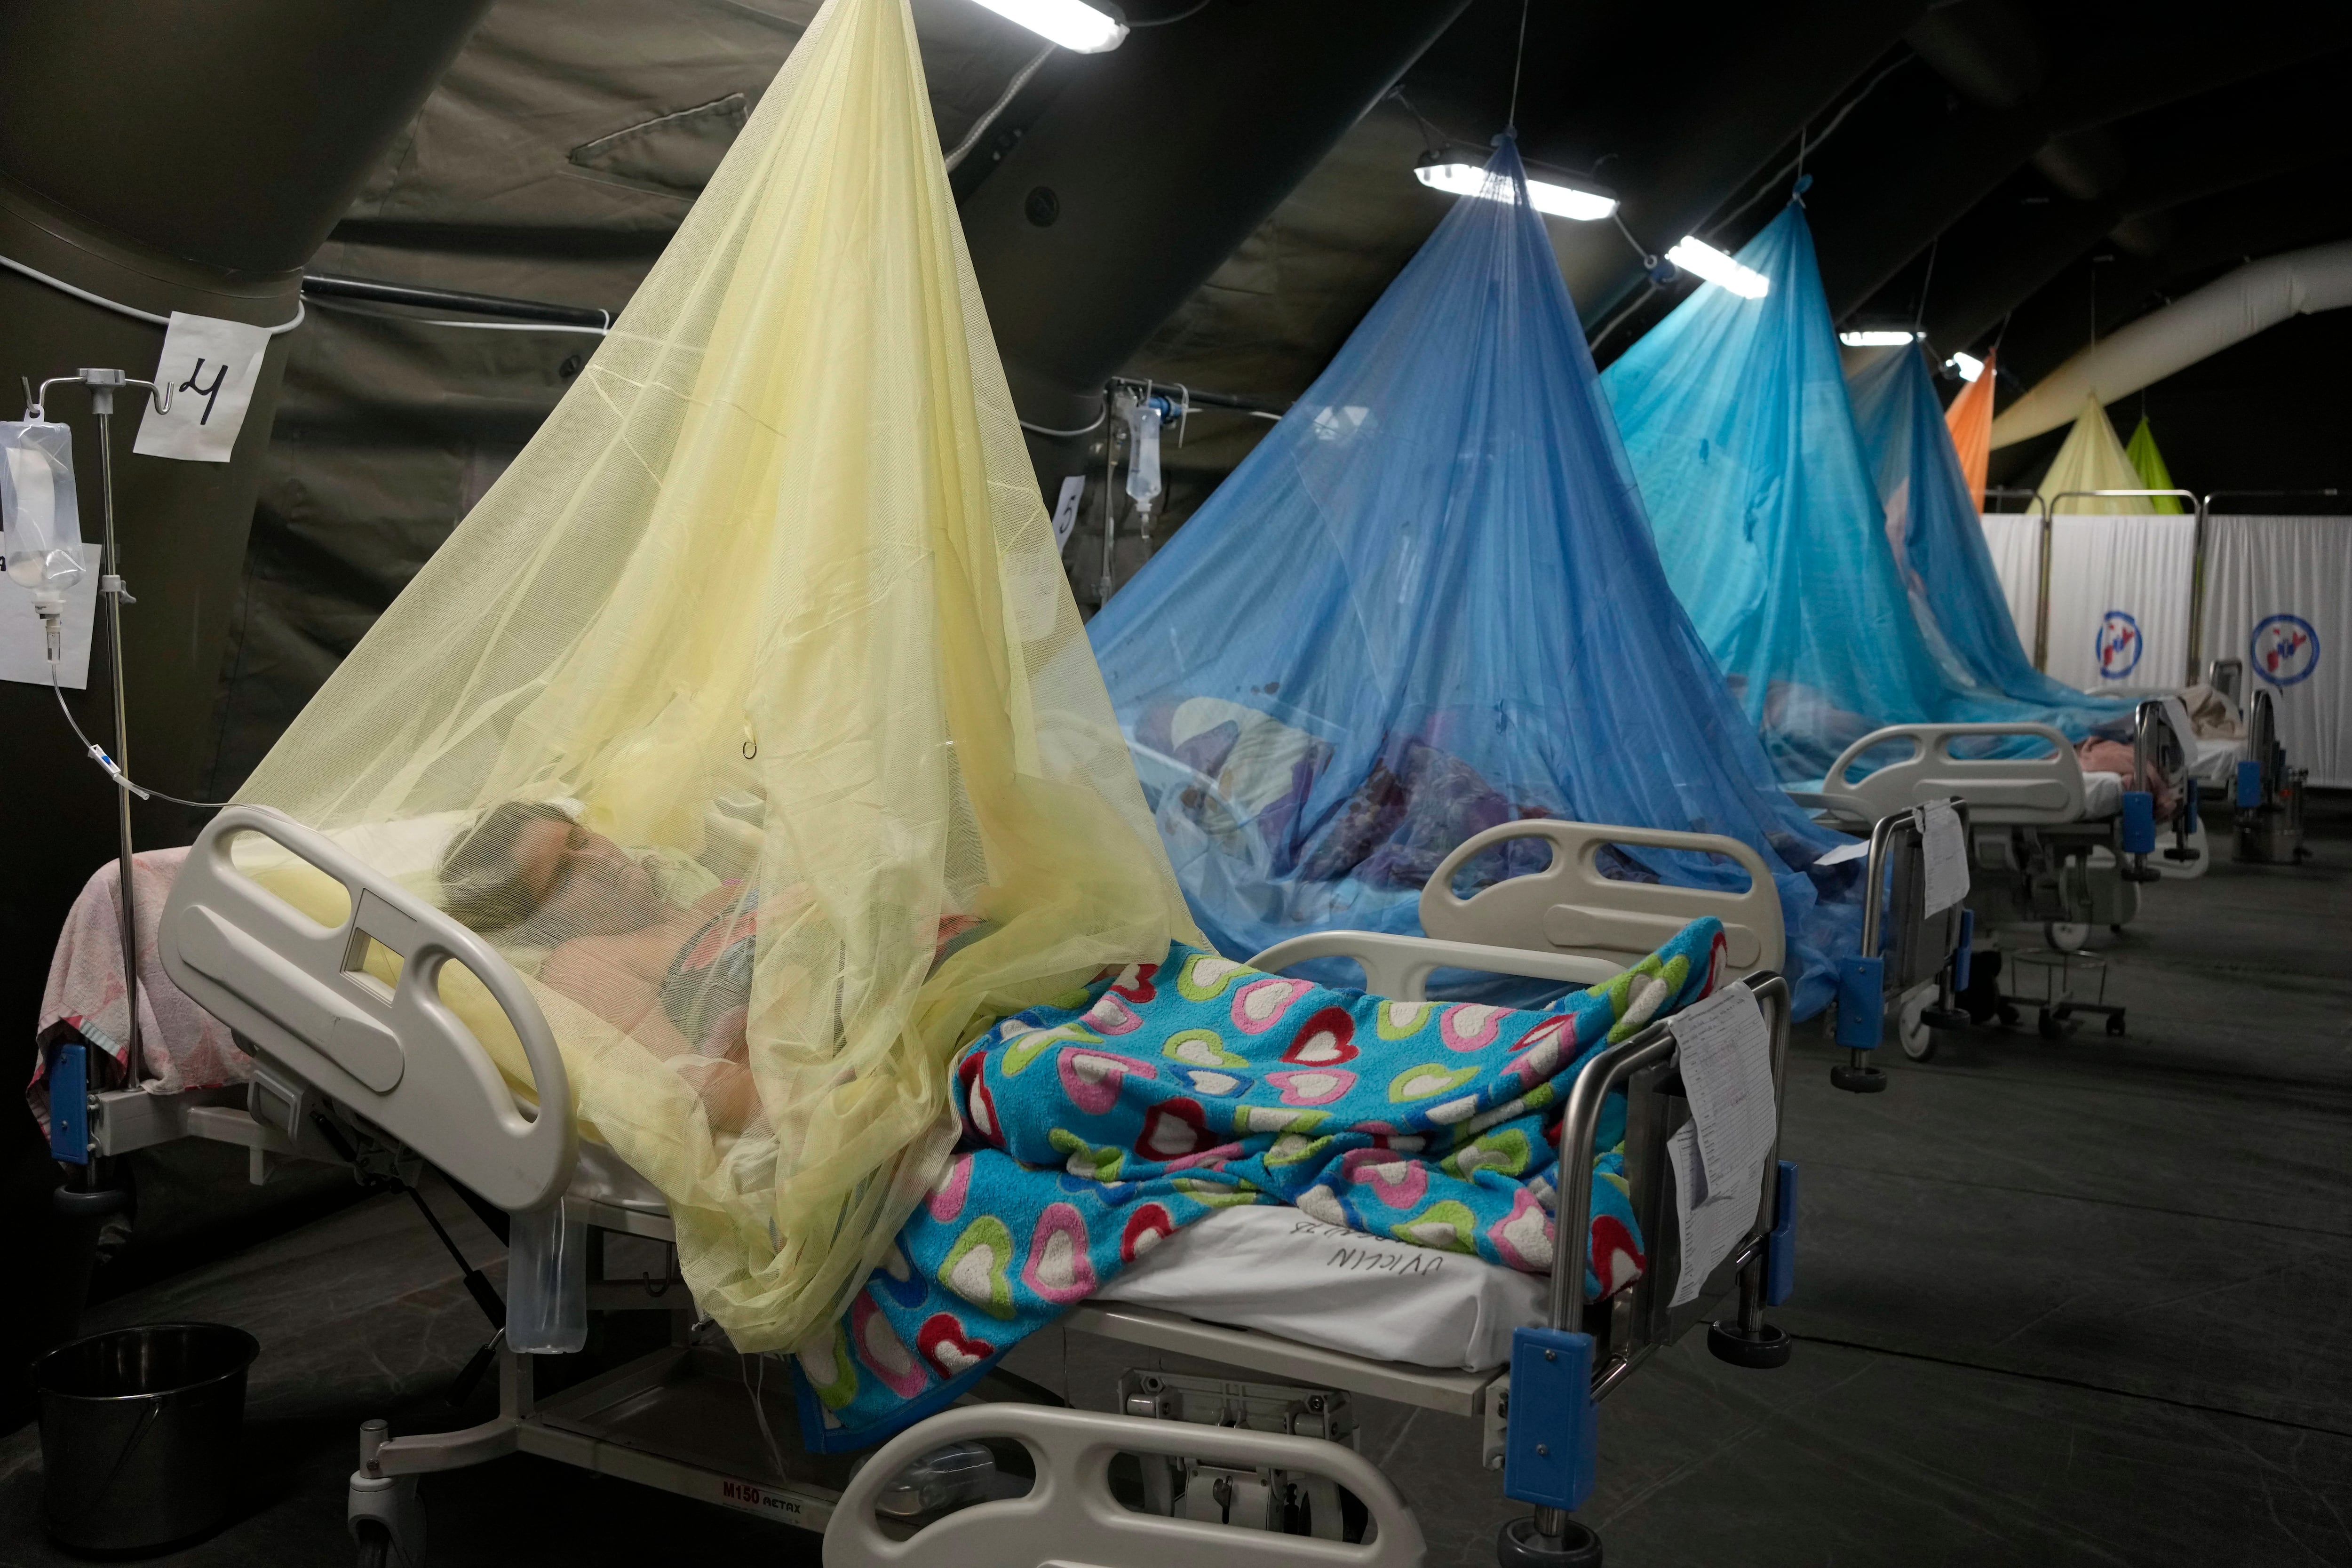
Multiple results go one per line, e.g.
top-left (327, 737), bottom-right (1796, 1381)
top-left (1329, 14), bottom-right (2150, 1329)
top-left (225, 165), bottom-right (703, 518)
top-left (2044, 921), bottom-right (2089, 954)
top-left (1706, 1319), bottom-right (1792, 1369)
top-left (1998, 1003), bottom-right (2021, 1029)
top-left (1829, 1063), bottom-right (1887, 1093)
top-left (2105, 1015), bottom-right (2127, 1037)
top-left (1497, 1514), bottom-right (1603, 1567)
top-left (2108, 923), bottom-right (2125, 934)
top-left (350, 1455), bottom-right (423, 1568)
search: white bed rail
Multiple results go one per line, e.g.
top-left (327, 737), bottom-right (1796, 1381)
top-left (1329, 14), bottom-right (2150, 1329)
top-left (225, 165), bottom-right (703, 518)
top-left (1415, 819), bottom-right (1786, 979)
top-left (1813, 723), bottom-right (2085, 826)
top-left (157, 804), bottom-right (576, 1212)
top-left (823, 1403), bottom-right (1424, 1568)
top-left (1245, 929), bottom-right (1625, 1000)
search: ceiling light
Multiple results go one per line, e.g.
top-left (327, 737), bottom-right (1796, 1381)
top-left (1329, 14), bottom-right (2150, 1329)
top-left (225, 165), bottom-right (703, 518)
top-left (1839, 329), bottom-right (1921, 347)
top-left (1413, 152), bottom-right (1618, 222)
top-left (1948, 351), bottom-right (1985, 382)
top-left (1664, 236), bottom-right (1770, 299)
top-left (968, 0), bottom-right (1126, 53)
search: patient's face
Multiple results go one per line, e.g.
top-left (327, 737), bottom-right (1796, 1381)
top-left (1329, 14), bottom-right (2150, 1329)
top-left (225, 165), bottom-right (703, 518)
top-left (509, 817), bottom-right (669, 936)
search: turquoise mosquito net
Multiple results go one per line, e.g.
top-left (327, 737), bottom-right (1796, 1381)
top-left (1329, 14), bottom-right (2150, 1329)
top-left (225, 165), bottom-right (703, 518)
top-left (1086, 142), bottom-right (1859, 1018)
top-left (1845, 344), bottom-right (2133, 724)
top-left (1601, 206), bottom-right (2129, 784)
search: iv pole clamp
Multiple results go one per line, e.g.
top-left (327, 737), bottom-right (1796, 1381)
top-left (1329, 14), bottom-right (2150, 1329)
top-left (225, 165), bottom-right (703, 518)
top-left (25, 368), bottom-right (173, 1085)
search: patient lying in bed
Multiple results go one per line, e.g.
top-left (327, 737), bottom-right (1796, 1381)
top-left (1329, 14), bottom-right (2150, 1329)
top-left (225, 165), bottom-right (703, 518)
top-left (437, 802), bottom-right (977, 1131)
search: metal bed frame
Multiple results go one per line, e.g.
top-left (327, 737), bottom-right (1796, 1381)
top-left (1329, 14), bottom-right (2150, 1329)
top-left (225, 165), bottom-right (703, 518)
top-left (38, 805), bottom-right (1809, 1568)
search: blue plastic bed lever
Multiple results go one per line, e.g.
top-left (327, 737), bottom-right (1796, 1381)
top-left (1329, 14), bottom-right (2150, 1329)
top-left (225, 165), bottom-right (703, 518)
top-left (2236, 758), bottom-right (2261, 809)
top-left (48, 1041), bottom-right (89, 1163)
top-left (1952, 910), bottom-right (1973, 992)
top-left (1833, 955), bottom-right (1883, 1048)
top-left (2120, 791), bottom-right (2157, 854)
top-left (1764, 1161), bottom-right (1797, 1306)
top-left (1503, 1326), bottom-right (1597, 1512)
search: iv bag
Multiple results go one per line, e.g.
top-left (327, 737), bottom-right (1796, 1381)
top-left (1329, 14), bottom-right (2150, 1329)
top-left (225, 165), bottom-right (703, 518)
top-left (0, 421), bottom-right (87, 595)
top-left (1124, 398), bottom-right (1163, 509)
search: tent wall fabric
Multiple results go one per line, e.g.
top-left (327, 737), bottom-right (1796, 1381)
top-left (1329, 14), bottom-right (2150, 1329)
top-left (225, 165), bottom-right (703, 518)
top-left (2042, 514), bottom-right (2200, 691)
top-left (2203, 516), bottom-right (2347, 785)
top-left (1943, 347), bottom-right (1996, 511)
top-left (2035, 396), bottom-right (2160, 514)
top-left (1087, 143), bottom-right (1859, 1017)
top-left (2124, 416), bottom-right (2185, 513)
top-left (1598, 205), bottom-right (2123, 783)
top-left (235, 0), bottom-right (1197, 1353)
top-left (1846, 344), bottom-right (2130, 720)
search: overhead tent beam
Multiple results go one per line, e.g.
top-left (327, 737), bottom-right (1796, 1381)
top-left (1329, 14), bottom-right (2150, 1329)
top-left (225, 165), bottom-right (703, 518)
top-left (1989, 242), bottom-right (2352, 448)
top-left (1990, 157), bottom-right (2352, 393)
top-left (1808, 5), bottom-right (2352, 320)
top-left (1915, 88), bottom-right (2352, 357)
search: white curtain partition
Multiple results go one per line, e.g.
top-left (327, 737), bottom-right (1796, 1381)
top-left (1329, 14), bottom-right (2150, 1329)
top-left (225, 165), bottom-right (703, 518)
top-left (1978, 513), bottom-right (2042, 654)
top-left (2203, 516), bottom-right (2349, 787)
top-left (2042, 512), bottom-right (2199, 691)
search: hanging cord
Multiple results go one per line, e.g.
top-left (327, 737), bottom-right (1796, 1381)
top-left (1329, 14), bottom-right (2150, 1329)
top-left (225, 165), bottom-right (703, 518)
top-left (1018, 396), bottom-right (1109, 438)
top-left (1911, 236), bottom-right (1939, 333)
top-left (1128, 0), bottom-right (1213, 24)
top-left (944, 42), bottom-right (1055, 173)
top-left (1586, 279), bottom-right (1660, 352)
top-left (48, 662), bottom-right (237, 810)
top-left (1704, 54), bottom-right (1913, 244)
top-left (1389, 88), bottom-right (1452, 157)
top-left (1504, 0), bottom-right (1532, 134)
top-left (0, 251), bottom-right (304, 335)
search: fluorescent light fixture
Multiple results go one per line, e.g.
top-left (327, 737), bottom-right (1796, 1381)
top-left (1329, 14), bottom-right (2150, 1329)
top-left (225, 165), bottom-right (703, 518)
top-left (968, 0), bottom-right (1126, 53)
top-left (1838, 329), bottom-right (1921, 347)
top-left (1664, 236), bottom-right (1770, 299)
top-left (1948, 350), bottom-right (1985, 382)
top-left (1413, 152), bottom-right (1618, 222)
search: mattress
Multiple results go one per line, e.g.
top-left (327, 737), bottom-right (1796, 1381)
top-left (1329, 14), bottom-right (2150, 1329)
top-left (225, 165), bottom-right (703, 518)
top-left (561, 1160), bottom-right (1545, 1372)
top-left (1092, 1202), bottom-right (1545, 1372)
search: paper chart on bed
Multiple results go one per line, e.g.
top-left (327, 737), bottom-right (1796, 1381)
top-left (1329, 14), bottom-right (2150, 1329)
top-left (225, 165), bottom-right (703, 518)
top-left (1922, 798), bottom-right (1968, 915)
top-left (1667, 1124), bottom-right (1759, 1308)
top-left (1665, 986), bottom-right (1776, 1307)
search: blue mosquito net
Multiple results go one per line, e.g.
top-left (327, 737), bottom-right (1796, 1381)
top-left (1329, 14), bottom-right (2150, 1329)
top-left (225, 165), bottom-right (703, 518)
top-left (1600, 206), bottom-right (2128, 785)
top-left (1088, 142), bottom-right (1859, 1018)
top-left (1844, 344), bottom-right (2134, 724)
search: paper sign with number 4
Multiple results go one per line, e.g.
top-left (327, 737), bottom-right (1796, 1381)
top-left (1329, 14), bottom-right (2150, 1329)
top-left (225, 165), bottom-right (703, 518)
top-left (133, 312), bottom-right (272, 463)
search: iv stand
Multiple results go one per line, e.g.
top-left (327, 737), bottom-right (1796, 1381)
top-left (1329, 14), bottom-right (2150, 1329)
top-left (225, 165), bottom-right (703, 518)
top-left (29, 368), bottom-right (172, 1088)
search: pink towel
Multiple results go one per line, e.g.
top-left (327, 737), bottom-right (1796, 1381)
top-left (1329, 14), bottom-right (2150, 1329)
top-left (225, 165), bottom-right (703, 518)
top-left (29, 847), bottom-right (249, 1134)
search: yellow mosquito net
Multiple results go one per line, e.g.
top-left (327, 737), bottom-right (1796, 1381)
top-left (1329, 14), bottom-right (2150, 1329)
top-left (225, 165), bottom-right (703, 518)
top-left (234, 0), bottom-right (1200, 1352)
top-left (2037, 395), bottom-right (2156, 515)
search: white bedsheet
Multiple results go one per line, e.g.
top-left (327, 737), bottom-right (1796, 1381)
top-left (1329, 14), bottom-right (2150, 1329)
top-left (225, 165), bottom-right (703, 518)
top-left (1094, 1203), bottom-right (1545, 1372)
top-left (2082, 770), bottom-right (2123, 820)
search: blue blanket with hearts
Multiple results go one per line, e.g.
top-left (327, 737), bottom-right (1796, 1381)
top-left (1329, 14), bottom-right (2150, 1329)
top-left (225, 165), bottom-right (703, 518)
top-left (792, 917), bottom-right (1729, 1452)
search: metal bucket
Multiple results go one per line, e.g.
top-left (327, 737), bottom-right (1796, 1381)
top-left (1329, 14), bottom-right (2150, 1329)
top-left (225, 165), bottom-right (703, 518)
top-left (32, 1323), bottom-right (260, 1551)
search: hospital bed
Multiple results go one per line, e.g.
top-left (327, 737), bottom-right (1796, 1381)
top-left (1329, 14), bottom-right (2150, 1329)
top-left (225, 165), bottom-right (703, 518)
top-left (1409, 812), bottom-right (1964, 1088)
top-left (45, 805), bottom-right (1804, 1568)
top-left (1791, 699), bottom-right (2193, 955)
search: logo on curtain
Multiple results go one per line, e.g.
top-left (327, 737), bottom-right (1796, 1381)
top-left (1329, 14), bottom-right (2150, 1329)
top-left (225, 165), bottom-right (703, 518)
top-left (2250, 614), bottom-right (2319, 687)
top-left (2094, 611), bottom-right (2142, 680)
